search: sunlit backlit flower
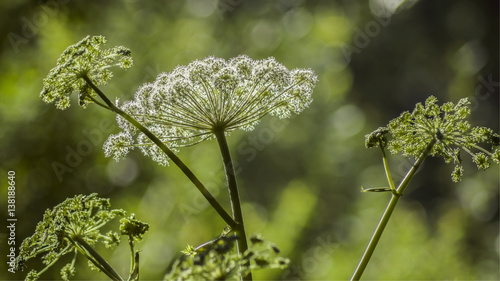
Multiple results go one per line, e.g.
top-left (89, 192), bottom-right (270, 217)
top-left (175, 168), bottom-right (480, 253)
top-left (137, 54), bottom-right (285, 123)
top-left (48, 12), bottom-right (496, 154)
top-left (105, 55), bottom-right (317, 164)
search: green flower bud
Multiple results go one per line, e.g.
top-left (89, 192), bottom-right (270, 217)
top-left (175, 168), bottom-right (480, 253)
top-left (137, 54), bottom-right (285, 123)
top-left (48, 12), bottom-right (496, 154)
top-left (40, 36), bottom-right (133, 110)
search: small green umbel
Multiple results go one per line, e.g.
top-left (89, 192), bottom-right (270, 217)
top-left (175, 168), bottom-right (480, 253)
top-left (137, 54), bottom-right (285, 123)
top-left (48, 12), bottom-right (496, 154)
top-left (352, 96), bottom-right (499, 281)
top-left (366, 96), bottom-right (499, 182)
top-left (16, 194), bottom-right (148, 281)
top-left (40, 35), bottom-right (133, 110)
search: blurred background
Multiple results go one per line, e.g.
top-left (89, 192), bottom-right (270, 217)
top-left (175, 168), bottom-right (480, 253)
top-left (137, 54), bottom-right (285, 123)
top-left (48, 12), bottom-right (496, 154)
top-left (0, 0), bottom-right (498, 280)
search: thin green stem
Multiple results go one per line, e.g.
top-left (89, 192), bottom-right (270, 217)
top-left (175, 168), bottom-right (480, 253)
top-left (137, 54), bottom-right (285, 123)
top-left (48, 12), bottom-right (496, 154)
top-left (128, 251), bottom-right (140, 281)
top-left (71, 235), bottom-right (123, 281)
top-left (36, 244), bottom-right (72, 276)
top-left (350, 138), bottom-right (436, 281)
top-left (213, 129), bottom-right (252, 281)
top-left (87, 95), bottom-right (111, 110)
top-left (379, 142), bottom-right (396, 192)
top-left (128, 236), bottom-right (135, 279)
top-left (82, 76), bottom-right (237, 229)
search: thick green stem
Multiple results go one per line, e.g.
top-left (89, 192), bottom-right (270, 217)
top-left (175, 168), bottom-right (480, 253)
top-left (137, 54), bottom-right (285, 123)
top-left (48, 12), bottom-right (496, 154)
top-left (83, 76), bottom-right (236, 229)
top-left (351, 138), bottom-right (436, 281)
top-left (214, 129), bottom-right (252, 281)
top-left (71, 235), bottom-right (123, 281)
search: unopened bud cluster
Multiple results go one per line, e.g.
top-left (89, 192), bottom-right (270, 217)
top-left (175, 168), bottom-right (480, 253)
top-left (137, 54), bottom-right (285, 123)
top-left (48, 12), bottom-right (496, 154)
top-left (40, 35), bottom-right (133, 109)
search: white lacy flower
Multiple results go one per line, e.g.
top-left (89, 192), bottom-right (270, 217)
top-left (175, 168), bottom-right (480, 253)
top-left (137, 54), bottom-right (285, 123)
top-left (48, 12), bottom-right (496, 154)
top-left (103, 132), bottom-right (134, 161)
top-left (106, 55), bottom-right (317, 164)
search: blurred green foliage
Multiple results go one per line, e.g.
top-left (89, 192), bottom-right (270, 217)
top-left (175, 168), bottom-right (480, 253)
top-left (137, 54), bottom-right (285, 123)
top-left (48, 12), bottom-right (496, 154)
top-left (0, 0), bottom-right (498, 280)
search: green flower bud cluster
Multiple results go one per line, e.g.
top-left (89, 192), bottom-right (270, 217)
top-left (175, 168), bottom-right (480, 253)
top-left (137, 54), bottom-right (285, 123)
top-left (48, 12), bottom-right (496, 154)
top-left (40, 35), bottom-right (133, 110)
top-left (120, 214), bottom-right (150, 242)
top-left (366, 96), bottom-right (499, 182)
top-left (166, 234), bottom-right (289, 280)
top-left (17, 193), bottom-right (148, 281)
top-left (104, 55), bottom-right (317, 165)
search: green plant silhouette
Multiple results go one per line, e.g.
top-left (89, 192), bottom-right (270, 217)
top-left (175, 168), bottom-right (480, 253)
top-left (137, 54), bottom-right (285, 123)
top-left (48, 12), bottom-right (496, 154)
top-left (17, 36), bottom-right (499, 281)
top-left (20, 35), bottom-right (308, 281)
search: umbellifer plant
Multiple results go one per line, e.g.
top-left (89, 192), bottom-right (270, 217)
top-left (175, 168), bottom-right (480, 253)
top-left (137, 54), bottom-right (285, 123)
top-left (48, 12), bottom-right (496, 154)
top-left (352, 96), bottom-right (499, 280)
top-left (17, 36), bottom-right (498, 281)
top-left (17, 35), bottom-right (316, 280)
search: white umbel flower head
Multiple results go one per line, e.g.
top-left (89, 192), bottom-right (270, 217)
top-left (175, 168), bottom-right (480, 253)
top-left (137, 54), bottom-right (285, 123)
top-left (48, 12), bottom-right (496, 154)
top-left (105, 55), bottom-right (317, 164)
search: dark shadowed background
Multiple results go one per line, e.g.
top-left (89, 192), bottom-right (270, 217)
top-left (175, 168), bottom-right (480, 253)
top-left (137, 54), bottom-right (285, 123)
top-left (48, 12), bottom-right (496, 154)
top-left (0, 0), bottom-right (498, 280)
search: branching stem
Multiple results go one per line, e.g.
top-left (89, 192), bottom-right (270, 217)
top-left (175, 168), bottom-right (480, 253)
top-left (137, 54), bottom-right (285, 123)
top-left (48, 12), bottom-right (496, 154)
top-left (380, 141), bottom-right (396, 192)
top-left (71, 235), bottom-right (123, 281)
top-left (350, 137), bottom-right (436, 280)
top-left (82, 76), bottom-right (237, 229)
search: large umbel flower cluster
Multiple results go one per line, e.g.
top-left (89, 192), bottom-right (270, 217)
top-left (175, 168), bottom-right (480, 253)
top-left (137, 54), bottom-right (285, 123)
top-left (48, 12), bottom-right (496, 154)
top-left (104, 56), bottom-right (317, 165)
top-left (365, 96), bottom-right (500, 182)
